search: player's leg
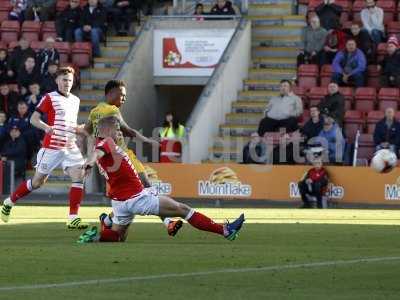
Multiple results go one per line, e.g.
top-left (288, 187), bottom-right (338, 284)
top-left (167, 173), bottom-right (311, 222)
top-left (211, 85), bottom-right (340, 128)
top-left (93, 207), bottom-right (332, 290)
top-left (157, 195), bottom-right (245, 241)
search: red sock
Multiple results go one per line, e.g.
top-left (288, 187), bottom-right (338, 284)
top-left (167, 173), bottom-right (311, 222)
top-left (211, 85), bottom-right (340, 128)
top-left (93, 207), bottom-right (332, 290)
top-left (69, 183), bottom-right (84, 216)
top-left (187, 211), bottom-right (224, 236)
top-left (10, 180), bottom-right (33, 203)
top-left (100, 228), bottom-right (120, 242)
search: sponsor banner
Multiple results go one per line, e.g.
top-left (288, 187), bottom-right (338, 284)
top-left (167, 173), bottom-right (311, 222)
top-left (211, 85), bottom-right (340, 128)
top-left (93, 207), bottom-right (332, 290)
top-left (153, 29), bottom-right (235, 77)
top-left (145, 163), bottom-right (400, 204)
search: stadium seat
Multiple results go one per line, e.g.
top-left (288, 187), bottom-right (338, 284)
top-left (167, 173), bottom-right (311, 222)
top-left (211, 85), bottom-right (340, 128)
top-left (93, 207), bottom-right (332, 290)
top-left (354, 87), bottom-right (377, 113)
top-left (7, 40), bottom-right (18, 51)
top-left (377, 43), bottom-right (387, 62)
top-left (41, 21), bottom-right (57, 41)
top-left (299, 109), bottom-right (310, 126)
top-left (297, 64), bottom-right (318, 89)
top-left (357, 133), bottom-right (375, 161)
top-left (344, 110), bottom-right (365, 142)
top-left (292, 86), bottom-right (308, 107)
top-left (1, 21), bottom-right (20, 44)
top-left (0, 2), bottom-right (11, 24)
top-left (376, 0), bottom-right (396, 24)
top-left (338, 87), bottom-right (354, 110)
top-left (387, 22), bottom-right (400, 39)
top-left (55, 42), bottom-right (71, 63)
top-left (21, 21), bottom-right (42, 42)
top-left (366, 110), bottom-right (384, 133)
top-left (367, 65), bottom-right (380, 88)
top-left (320, 64), bottom-right (333, 87)
top-left (30, 41), bottom-right (46, 52)
top-left (308, 86), bottom-right (327, 107)
top-left (71, 42), bottom-right (92, 68)
top-left (396, 111), bottom-right (400, 120)
top-left (378, 88), bottom-right (400, 111)
top-left (352, 0), bottom-right (365, 22)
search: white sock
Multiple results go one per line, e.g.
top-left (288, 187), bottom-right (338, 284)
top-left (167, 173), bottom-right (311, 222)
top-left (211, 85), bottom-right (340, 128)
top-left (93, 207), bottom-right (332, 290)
top-left (163, 217), bottom-right (172, 227)
top-left (104, 215), bottom-right (112, 227)
top-left (4, 197), bottom-right (14, 207)
top-left (69, 214), bottom-right (78, 220)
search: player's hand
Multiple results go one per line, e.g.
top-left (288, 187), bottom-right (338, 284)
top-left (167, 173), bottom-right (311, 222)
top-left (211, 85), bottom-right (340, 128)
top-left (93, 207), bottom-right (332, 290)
top-left (45, 126), bottom-right (53, 135)
top-left (83, 161), bottom-right (95, 176)
top-left (75, 124), bottom-right (87, 135)
top-left (306, 178), bottom-right (313, 185)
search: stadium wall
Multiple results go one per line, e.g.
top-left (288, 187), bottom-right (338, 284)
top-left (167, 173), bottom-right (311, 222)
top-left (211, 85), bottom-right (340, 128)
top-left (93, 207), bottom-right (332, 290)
top-left (183, 19), bottom-right (251, 163)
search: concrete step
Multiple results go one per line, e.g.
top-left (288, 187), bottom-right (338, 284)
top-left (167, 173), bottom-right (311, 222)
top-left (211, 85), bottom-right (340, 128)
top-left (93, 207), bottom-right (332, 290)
top-left (80, 67), bottom-right (119, 80)
top-left (252, 35), bottom-right (302, 47)
top-left (232, 100), bottom-right (267, 113)
top-left (106, 35), bottom-right (135, 47)
top-left (248, 68), bottom-right (296, 80)
top-left (244, 79), bottom-right (281, 91)
top-left (238, 90), bottom-right (279, 101)
top-left (209, 146), bottom-right (241, 161)
top-left (226, 112), bottom-right (263, 125)
top-left (76, 89), bottom-right (103, 101)
top-left (248, 3), bottom-right (292, 16)
top-left (81, 78), bottom-right (108, 90)
top-left (253, 57), bottom-right (297, 69)
top-left (220, 124), bottom-right (257, 137)
top-left (246, 15), bottom-right (306, 26)
top-left (252, 46), bottom-right (299, 58)
top-left (100, 46), bottom-right (129, 58)
top-left (94, 57), bottom-right (125, 68)
top-left (213, 136), bottom-right (251, 148)
top-left (252, 25), bottom-right (303, 37)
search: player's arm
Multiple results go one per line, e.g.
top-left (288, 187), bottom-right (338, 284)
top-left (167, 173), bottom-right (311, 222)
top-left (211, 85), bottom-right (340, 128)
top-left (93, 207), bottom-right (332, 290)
top-left (84, 120), bottom-right (96, 156)
top-left (84, 148), bottom-right (105, 175)
top-left (118, 113), bottom-right (159, 146)
top-left (30, 111), bottom-right (53, 134)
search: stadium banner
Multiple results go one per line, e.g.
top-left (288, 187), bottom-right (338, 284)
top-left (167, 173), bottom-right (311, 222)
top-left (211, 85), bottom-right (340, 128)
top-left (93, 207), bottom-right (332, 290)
top-left (145, 163), bottom-right (400, 204)
top-left (153, 29), bottom-right (235, 77)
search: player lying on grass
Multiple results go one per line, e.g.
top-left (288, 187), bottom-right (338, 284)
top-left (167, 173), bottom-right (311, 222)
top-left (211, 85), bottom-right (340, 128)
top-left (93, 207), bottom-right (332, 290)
top-left (85, 79), bottom-right (182, 236)
top-left (78, 116), bottom-right (245, 243)
top-left (1, 67), bottom-right (89, 229)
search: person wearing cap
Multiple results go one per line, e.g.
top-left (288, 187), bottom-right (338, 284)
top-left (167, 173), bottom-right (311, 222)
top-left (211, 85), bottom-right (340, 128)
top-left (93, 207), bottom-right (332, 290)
top-left (360, 0), bottom-right (385, 45)
top-left (378, 36), bottom-right (400, 87)
top-left (0, 124), bottom-right (27, 178)
top-left (37, 37), bottom-right (60, 76)
top-left (373, 107), bottom-right (400, 156)
top-left (318, 82), bottom-right (345, 127)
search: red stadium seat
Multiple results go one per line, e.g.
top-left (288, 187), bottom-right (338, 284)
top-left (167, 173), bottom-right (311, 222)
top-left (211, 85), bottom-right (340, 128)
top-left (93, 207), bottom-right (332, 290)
top-left (55, 41), bottom-right (71, 63)
top-left (377, 0), bottom-right (396, 24)
top-left (357, 134), bottom-right (375, 160)
top-left (387, 22), bottom-right (400, 39)
top-left (367, 65), bottom-right (380, 88)
top-left (354, 87), bottom-right (377, 113)
top-left (30, 40), bottom-right (46, 52)
top-left (41, 21), bottom-right (57, 41)
top-left (378, 88), bottom-right (400, 111)
top-left (0, 2), bottom-right (11, 24)
top-left (377, 43), bottom-right (387, 62)
top-left (1, 21), bottom-right (20, 44)
top-left (338, 87), bottom-right (354, 110)
top-left (297, 64), bottom-right (318, 89)
top-left (299, 109), bottom-right (310, 126)
top-left (366, 110), bottom-right (384, 133)
top-left (344, 110), bottom-right (365, 141)
top-left (352, 0), bottom-right (365, 23)
top-left (292, 86), bottom-right (308, 107)
top-left (320, 64), bottom-right (333, 87)
top-left (71, 42), bottom-right (92, 68)
top-left (308, 87), bottom-right (327, 107)
top-left (21, 21), bottom-right (42, 42)
top-left (7, 40), bottom-right (19, 52)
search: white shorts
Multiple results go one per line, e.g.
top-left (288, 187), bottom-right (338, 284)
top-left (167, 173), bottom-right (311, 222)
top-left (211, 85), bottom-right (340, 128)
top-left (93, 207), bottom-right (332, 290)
top-left (35, 148), bottom-right (84, 175)
top-left (111, 189), bottom-right (160, 226)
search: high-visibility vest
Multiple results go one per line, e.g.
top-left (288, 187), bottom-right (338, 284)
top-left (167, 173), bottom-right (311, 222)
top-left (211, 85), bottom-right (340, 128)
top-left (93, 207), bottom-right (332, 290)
top-left (160, 125), bottom-right (185, 139)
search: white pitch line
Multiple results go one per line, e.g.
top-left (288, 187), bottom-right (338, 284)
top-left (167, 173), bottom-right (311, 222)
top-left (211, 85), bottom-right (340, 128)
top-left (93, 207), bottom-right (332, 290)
top-left (1, 256), bottom-right (399, 292)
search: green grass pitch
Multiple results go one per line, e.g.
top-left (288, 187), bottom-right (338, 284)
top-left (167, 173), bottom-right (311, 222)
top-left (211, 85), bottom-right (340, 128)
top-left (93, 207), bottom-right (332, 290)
top-left (1, 206), bottom-right (400, 299)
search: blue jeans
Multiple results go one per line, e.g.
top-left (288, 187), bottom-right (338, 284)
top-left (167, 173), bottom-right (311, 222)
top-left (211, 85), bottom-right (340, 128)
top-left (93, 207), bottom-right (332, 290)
top-left (370, 29), bottom-right (384, 45)
top-left (332, 72), bottom-right (365, 87)
top-left (74, 27), bottom-right (102, 57)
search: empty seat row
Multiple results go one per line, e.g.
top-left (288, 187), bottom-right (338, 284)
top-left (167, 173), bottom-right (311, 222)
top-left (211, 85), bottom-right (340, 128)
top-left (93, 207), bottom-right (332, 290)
top-left (0, 21), bottom-right (57, 43)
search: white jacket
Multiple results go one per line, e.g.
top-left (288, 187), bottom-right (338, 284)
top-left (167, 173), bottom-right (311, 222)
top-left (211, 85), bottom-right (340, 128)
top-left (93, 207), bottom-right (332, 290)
top-left (361, 7), bottom-right (384, 33)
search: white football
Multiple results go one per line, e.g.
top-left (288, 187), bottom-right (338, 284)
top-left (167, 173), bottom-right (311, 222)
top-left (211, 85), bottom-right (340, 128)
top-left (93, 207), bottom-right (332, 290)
top-left (370, 149), bottom-right (398, 173)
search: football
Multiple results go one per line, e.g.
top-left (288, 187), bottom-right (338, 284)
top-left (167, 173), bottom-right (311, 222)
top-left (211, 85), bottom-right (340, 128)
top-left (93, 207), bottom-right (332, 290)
top-left (370, 149), bottom-right (398, 173)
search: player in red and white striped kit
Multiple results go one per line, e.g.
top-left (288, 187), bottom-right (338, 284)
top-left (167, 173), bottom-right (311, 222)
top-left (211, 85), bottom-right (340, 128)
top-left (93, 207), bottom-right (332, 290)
top-left (1, 67), bottom-right (89, 229)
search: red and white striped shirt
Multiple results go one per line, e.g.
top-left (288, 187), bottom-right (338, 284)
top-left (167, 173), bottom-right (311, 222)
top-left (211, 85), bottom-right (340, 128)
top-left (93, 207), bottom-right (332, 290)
top-left (36, 91), bottom-right (80, 150)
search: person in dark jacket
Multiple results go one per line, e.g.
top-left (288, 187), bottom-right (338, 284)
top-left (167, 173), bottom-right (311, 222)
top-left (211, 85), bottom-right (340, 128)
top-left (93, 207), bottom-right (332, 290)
top-left (318, 82), bottom-right (345, 127)
top-left (242, 132), bottom-right (267, 164)
top-left (301, 105), bottom-right (324, 143)
top-left (37, 37), bottom-right (60, 76)
top-left (112, 0), bottom-right (134, 36)
top-left (0, 110), bottom-right (7, 145)
top-left (344, 23), bottom-right (375, 64)
top-left (373, 107), bottom-right (400, 156)
top-left (209, 0), bottom-right (235, 16)
top-left (315, 0), bottom-right (343, 30)
top-left (0, 83), bottom-right (20, 116)
top-left (40, 60), bottom-right (58, 93)
top-left (7, 38), bottom-right (36, 82)
top-left (25, 82), bottom-right (42, 113)
top-left (378, 36), bottom-right (400, 88)
top-left (320, 23), bottom-right (347, 65)
top-left (0, 125), bottom-right (27, 178)
top-left (74, 0), bottom-right (107, 57)
top-left (17, 56), bottom-right (41, 96)
top-left (0, 48), bottom-right (12, 84)
top-left (56, 0), bottom-right (82, 42)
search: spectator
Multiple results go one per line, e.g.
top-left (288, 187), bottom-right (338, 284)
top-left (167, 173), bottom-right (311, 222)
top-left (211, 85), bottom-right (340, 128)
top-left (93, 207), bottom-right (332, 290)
top-left (40, 61), bottom-right (58, 93)
top-left (320, 23), bottom-right (347, 65)
top-left (297, 15), bottom-right (327, 66)
top-left (8, 0), bottom-right (26, 23)
top-left (194, 3), bottom-right (206, 20)
top-left (56, 0), bottom-right (82, 42)
top-left (74, 0), bottom-right (107, 57)
top-left (378, 36), bottom-right (400, 87)
top-left (25, 4), bottom-right (44, 21)
top-left (0, 48), bottom-right (12, 84)
top-left (258, 80), bottom-right (303, 136)
top-left (7, 38), bottom-right (36, 81)
top-left (0, 125), bottom-right (27, 178)
top-left (0, 83), bottom-right (20, 116)
top-left (316, 110), bottom-right (345, 163)
top-left (360, 0), bottom-right (384, 45)
top-left (25, 82), bottom-right (42, 113)
top-left (242, 132), bottom-right (266, 164)
top-left (301, 105), bottom-right (324, 143)
top-left (37, 37), bottom-right (60, 76)
top-left (332, 39), bottom-right (366, 87)
top-left (113, 0), bottom-right (134, 36)
top-left (318, 82), bottom-right (345, 127)
top-left (159, 112), bottom-right (185, 139)
top-left (315, 0), bottom-right (342, 31)
top-left (0, 111), bottom-right (7, 144)
top-left (344, 23), bottom-right (375, 63)
top-left (373, 107), bottom-right (400, 155)
top-left (17, 56), bottom-right (40, 96)
top-left (209, 0), bottom-right (235, 16)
